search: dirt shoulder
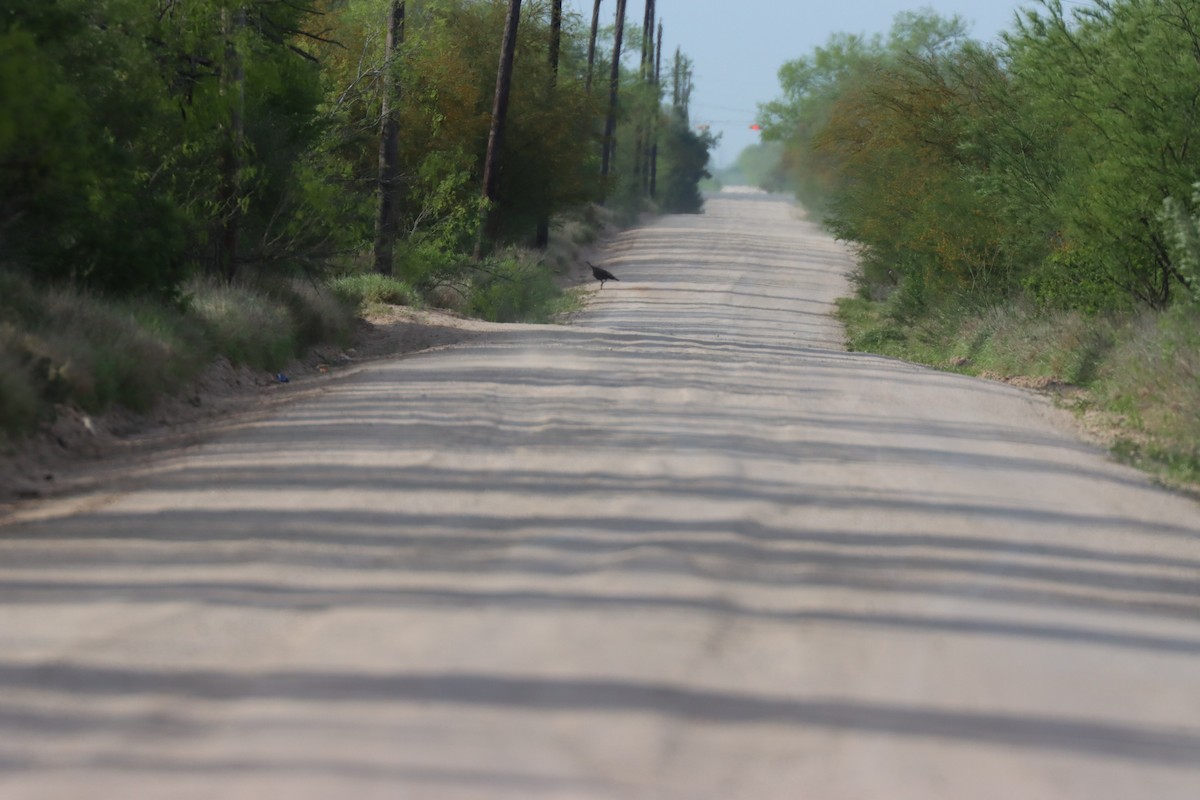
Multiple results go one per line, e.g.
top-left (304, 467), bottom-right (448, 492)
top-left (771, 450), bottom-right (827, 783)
top-left (0, 306), bottom-right (493, 513)
top-left (977, 371), bottom-right (1200, 499)
top-left (0, 208), bottom-right (624, 516)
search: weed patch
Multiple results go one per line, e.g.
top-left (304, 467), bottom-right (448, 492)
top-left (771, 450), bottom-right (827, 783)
top-left (0, 270), bottom-right (360, 439)
top-left (186, 280), bottom-right (296, 370)
top-left (329, 273), bottom-right (423, 311)
top-left (838, 294), bottom-right (1200, 488)
top-left (465, 254), bottom-right (570, 323)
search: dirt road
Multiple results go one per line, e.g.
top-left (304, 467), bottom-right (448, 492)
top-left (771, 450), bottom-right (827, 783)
top-left (2, 193), bottom-right (1199, 798)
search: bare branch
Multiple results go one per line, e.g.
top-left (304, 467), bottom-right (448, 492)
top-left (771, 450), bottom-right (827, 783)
top-left (260, 12), bottom-right (346, 48)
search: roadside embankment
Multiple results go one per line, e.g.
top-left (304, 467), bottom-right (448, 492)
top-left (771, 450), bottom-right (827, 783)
top-left (838, 296), bottom-right (1200, 493)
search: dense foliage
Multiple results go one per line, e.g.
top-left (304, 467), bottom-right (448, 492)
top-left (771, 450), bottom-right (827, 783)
top-left (759, 0), bottom-right (1200, 315)
top-left (0, 0), bottom-right (713, 298)
top-left (0, 0), bottom-right (715, 438)
top-left (760, 0), bottom-right (1200, 483)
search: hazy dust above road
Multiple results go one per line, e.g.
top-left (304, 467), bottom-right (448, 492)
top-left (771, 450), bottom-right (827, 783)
top-left (2, 192), bottom-right (1199, 799)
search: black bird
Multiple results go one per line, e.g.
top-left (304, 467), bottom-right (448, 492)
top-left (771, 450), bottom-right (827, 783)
top-left (588, 262), bottom-right (620, 288)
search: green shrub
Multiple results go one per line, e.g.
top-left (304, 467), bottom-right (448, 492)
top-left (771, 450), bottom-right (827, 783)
top-left (1097, 305), bottom-right (1200, 479)
top-left (1020, 248), bottom-right (1128, 314)
top-left (953, 304), bottom-right (1114, 384)
top-left (329, 273), bottom-right (423, 309)
top-left (1160, 185), bottom-right (1200, 305)
top-left (267, 279), bottom-right (357, 349)
top-left (31, 288), bottom-right (185, 412)
top-left (186, 279), bottom-right (296, 370)
top-left (0, 274), bottom-right (195, 415)
top-left (465, 255), bottom-right (569, 323)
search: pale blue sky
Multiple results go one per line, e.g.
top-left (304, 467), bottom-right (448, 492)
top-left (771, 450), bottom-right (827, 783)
top-left (562, 1), bottom-right (1057, 167)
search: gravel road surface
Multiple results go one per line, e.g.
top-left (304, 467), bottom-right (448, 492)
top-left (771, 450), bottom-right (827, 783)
top-left (2, 193), bottom-right (1199, 799)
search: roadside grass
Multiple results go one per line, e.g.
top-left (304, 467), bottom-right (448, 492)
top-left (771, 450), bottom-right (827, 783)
top-left (329, 205), bottom-right (611, 322)
top-left (185, 280), bottom-right (297, 370)
top-left (453, 206), bottom-right (609, 323)
top-left (0, 270), bottom-right (355, 440)
top-left (269, 278), bottom-right (359, 351)
top-left (329, 273), bottom-right (423, 314)
top-left (1, 276), bottom-right (202, 425)
top-left (838, 295), bottom-right (1200, 488)
top-left (464, 249), bottom-right (584, 323)
top-left (1, 205), bottom-right (608, 442)
top-left (1096, 306), bottom-right (1200, 484)
top-left (329, 248), bottom-right (585, 325)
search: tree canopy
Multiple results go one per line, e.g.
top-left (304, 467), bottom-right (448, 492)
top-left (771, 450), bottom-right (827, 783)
top-left (0, 0), bottom-right (715, 296)
top-left (758, 0), bottom-right (1200, 313)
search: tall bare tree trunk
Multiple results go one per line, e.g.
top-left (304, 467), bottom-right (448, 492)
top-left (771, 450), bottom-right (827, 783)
top-left (373, 1), bottom-right (405, 276)
top-left (548, 0), bottom-right (562, 75)
top-left (650, 21), bottom-right (662, 198)
top-left (600, 0), bottom-right (627, 190)
top-left (672, 46), bottom-right (680, 109)
top-left (585, 0), bottom-right (602, 93)
top-left (675, 49), bottom-right (694, 122)
top-left (637, 0), bottom-right (656, 196)
top-left (216, 5), bottom-right (246, 283)
top-left (633, 0), bottom-right (652, 191)
top-left (475, 0), bottom-right (522, 260)
top-left (535, 0), bottom-right (563, 250)
top-left (640, 1), bottom-right (654, 84)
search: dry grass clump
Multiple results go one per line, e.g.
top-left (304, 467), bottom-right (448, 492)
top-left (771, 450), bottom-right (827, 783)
top-left (1096, 307), bottom-right (1200, 481)
top-left (186, 279), bottom-right (296, 370)
top-left (0, 270), bottom-right (355, 439)
top-left (0, 276), bottom-right (193, 431)
top-left (839, 293), bottom-right (1200, 486)
top-left (951, 305), bottom-right (1115, 385)
top-left (329, 273), bottom-right (422, 312)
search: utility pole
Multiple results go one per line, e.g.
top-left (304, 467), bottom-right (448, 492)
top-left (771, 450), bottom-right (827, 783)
top-left (373, 1), bottom-right (405, 275)
top-left (216, 4), bottom-right (246, 282)
top-left (585, 0), bottom-right (602, 93)
top-left (633, 0), bottom-right (653, 192)
top-left (535, 0), bottom-right (563, 249)
top-left (639, 0), bottom-right (656, 196)
top-left (476, 0), bottom-right (523, 259)
top-left (650, 20), bottom-right (662, 198)
top-left (600, 0), bottom-right (627, 188)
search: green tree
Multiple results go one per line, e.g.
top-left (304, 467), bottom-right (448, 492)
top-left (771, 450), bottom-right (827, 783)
top-left (0, 0), bottom-right (189, 293)
top-left (759, 11), bottom-right (969, 210)
top-left (476, 0), bottom-right (523, 258)
top-left (657, 116), bottom-right (714, 214)
top-left (999, 0), bottom-right (1200, 308)
top-left (600, 0), bottom-right (628, 184)
top-left (373, 1), bottom-right (406, 275)
top-left (729, 141), bottom-right (786, 191)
